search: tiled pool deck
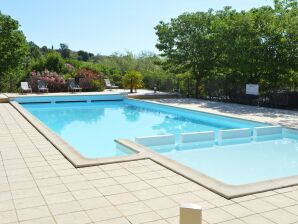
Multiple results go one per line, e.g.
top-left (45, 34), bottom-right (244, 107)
top-left (1, 101), bottom-right (298, 224)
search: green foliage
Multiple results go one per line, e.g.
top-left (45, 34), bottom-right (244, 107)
top-left (122, 70), bottom-right (143, 93)
top-left (0, 11), bottom-right (28, 92)
top-left (44, 51), bottom-right (65, 73)
top-left (91, 80), bottom-right (104, 91)
top-left (155, 0), bottom-right (298, 97)
top-left (59, 43), bottom-right (70, 58)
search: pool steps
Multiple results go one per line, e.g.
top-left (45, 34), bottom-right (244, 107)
top-left (135, 125), bottom-right (289, 147)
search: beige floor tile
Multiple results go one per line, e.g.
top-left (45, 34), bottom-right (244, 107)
top-left (99, 185), bottom-right (128, 196)
top-left (193, 189), bottom-right (220, 201)
top-left (116, 201), bottom-right (152, 216)
top-left (35, 177), bottom-right (63, 187)
top-left (144, 220), bottom-right (168, 224)
top-left (0, 210), bottom-right (18, 224)
top-left (95, 217), bottom-right (131, 224)
top-left (60, 174), bottom-right (87, 184)
top-left (203, 207), bottom-right (235, 224)
top-left (165, 216), bottom-right (179, 224)
top-left (123, 181), bottom-right (151, 191)
top-left (65, 181), bottom-right (93, 191)
top-left (39, 184), bottom-right (69, 195)
top-left (0, 191), bottom-right (12, 202)
top-left (16, 205), bottom-right (51, 221)
top-left (83, 171), bottom-right (109, 180)
top-left (100, 163), bottom-right (123, 171)
top-left (169, 192), bottom-right (204, 204)
top-left (241, 214), bottom-right (276, 224)
top-left (262, 194), bottom-right (297, 208)
top-left (72, 188), bottom-right (102, 200)
top-left (135, 171), bottom-right (162, 180)
top-left (240, 198), bottom-right (278, 213)
top-left (48, 200), bottom-right (82, 215)
top-left (157, 184), bottom-right (188, 196)
top-left (127, 211), bottom-right (161, 224)
top-left (144, 197), bottom-right (178, 210)
top-left (43, 192), bottom-right (75, 204)
top-left (284, 204), bottom-right (298, 215)
top-left (19, 217), bottom-right (56, 224)
top-left (78, 197), bottom-right (111, 210)
top-left (55, 211), bottom-right (91, 224)
top-left (283, 191), bottom-right (298, 201)
top-left (178, 181), bottom-right (204, 191)
top-left (145, 178), bottom-right (174, 188)
top-left (91, 178), bottom-right (118, 188)
top-left (231, 195), bottom-right (256, 203)
top-left (11, 188), bottom-right (41, 199)
top-left (106, 192), bottom-right (139, 205)
top-left (221, 204), bottom-right (254, 218)
top-left (105, 169), bottom-right (130, 177)
top-left (155, 206), bottom-right (179, 219)
top-left (219, 219), bottom-right (246, 224)
top-left (114, 174), bottom-right (141, 184)
top-left (14, 196), bottom-right (46, 210)
top-left (126, 165), bottom-right (151, 174)
top-left (86, 206), bottom-right (122, 222)
top-left (0, 200), bottom-right (14, 212)
top-left (133, 188), bottom-right (163, 200)
top-left (262, 209), bottom-right (298, 224)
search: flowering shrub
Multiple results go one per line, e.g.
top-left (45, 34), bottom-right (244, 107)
top-left (76, 68), bottom-right (104, 91)
top-left (29, 70), bottom-right (67, 92)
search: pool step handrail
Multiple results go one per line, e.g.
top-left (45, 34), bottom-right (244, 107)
top-left (218, 128), bottom-right (251, 145)
top-left (135, 134), bottom-right (175, 147)
top-left (181, 131), bottom-right (215, 144)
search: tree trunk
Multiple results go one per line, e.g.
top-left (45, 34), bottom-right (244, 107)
top-left (194, 71), bottom-right (202, 99)
top-left (130, 78), bottom-right (133, 93)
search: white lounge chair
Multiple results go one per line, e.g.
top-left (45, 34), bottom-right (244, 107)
top-left (68, 78), bottom-right (82, 93)
top-left (20, 82), bottom-right (32, 94)
top-left (37, 80), bottom-right (49, 93)
top-left (104, 79), bottom-right (119, 90)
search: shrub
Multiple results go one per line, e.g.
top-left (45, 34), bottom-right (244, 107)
top-left (76, 68), bottom-right (104, 91)
top-left (29, 70), bottom-right (67, 92)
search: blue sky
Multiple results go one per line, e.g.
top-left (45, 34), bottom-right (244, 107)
top-left (0, 0), bottom-right (272, 55)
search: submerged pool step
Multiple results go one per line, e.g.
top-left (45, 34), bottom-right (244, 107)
top-left (253, 126), bottom-right (282, 141)
top-left (218, 128), bottom-right (251, 145)
top-left (135, 134), bottom-right (175, 147)
top-left (181, 131), bottom-right (215, 144)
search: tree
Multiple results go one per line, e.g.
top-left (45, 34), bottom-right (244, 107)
top-left (0, 12), bottom-right (28, 91)
top-left (78, 50), bottom-right (93, 61)
top-left (28, 41), bottom-right (42, 60)
top-left (155, 11), bottom-right (218, 98)
top-left (59, 43), bottom-right (70, 58)
top-left (122, 70), bottom-right (143, 93)
top-left (45, 51), bottom-right (65, 73)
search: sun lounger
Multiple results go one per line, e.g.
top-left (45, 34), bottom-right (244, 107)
top-left (68, 78), bottom-right (82, 93)
top-left (20, 82), bottom-right (32, 94)
top-left (104, 79), bottom-right (119, 90)
top-left (37, 80), bottom-right (49, 93)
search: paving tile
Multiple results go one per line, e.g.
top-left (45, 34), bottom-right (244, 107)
top-left (116, 201), bottom-right (152, 216)
top-left (16, 205), bottom-right (51, 221)
top-left (122, 181), bottom-right (151, 191)
top-left (262, 194), bottom-right (297, 208)
top-left (43, 191), bottom-right (75, 204)
top-left (0, 200), bottom-right (14, 212)
top-left (0, 191), bottom-right (12, 202)
top-left (86, 206), bottom-right (122, 222)
top-left (283, 191), bottom-right (298, 201)
top-left (145, 178), bottom-right (174, 188)
top-left (14, 196), bottom-right (46, 210)
top-left (262, 209), bottom-right (298, 224)
top-left (133, 188), bottom-right (163, 200)
top-left (48, 200), bottom-right (82, 215)
top-left (55, 211), bottom-right (91, 224)
top-left (99, 185), bottom-right (128, 196)
top-left (221, 204), bottom-right (254, 218)
top-left (78, 197), bottom-right (111, 210)
top-left (83, 171), bottom-right (109, 180)
top-left (241, 214), bottom-right (276, 224)
top-left (127, 211), bottom-right (161, 224)
top-left (72, 188), bottom-right (102, 200)
top-left (19, 216), bottom-right (56, 224)
top-left (203, 207), bottom-right (235, 224)
top-left (169, 192), bottom-right (204, 204)
top-left (65, 181), bottom-right (93, 191)
top-left (0, 210), bottom-right (18, 224)
top-left (39, 184), bottom-right (69, 195)
top-left (284, 204), bottom-right (298, 215)
top-left (105, 169), bottom-right (130, 177)
top-left (144, 197), bottom-right (178, 210)
top-left (155, 206), bottom-right (179, 219)
top-left (157, 184), bottom-right (188, 196)
top-left (240, 198), bottom-right (278, 213)
top-left (106, 192), bottom-right (139, 205)
top-left (91, 178), bottom-right (118, 188)
top-left (114, 174), bottom-right (140, 184)
top-left (193, 189), bottom-right (220, 200)
top-left (94, 217), bottom-right (131, 224)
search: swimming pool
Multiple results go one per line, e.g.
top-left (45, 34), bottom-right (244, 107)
top-left (12, 95), bottom-right (298, 197)
top-left (20, 99), bottom-right (265, 158)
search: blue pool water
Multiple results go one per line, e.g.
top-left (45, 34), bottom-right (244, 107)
top-left (160, 138), bottom-right (298, 185)
top-left (21, 99), bottom-right (265, 158)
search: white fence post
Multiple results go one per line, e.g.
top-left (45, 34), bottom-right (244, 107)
top-left (180, 204), bottom-right (202, 224)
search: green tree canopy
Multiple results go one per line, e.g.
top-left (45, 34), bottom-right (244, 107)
top-left (0, 11), bottom-right (28, 91)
